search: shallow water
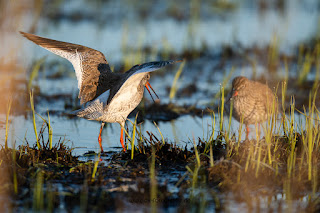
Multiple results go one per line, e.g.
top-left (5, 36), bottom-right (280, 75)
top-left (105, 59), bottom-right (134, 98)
top-left (2, 114), bottom-right (214, 155)
top-left (11, 0), bottom-right (318, 112)
top-left (1, 0), bottom-right (319, 211)
top-left (1, 111), bottom-right (308, 157)
top-left (21, 0), bottom-right (319, 61)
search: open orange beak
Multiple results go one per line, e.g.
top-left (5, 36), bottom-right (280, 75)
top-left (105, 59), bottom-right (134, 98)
top-left (145, 81), bottom-right (159, 103)
top-left (232, 90), bottom-right (238, 97)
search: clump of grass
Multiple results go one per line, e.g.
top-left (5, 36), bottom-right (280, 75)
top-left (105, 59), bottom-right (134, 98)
top-left (0, 124), bottom-right (77, 210)
top-left (116, 130), bottom-right (193, 165)
top-left (21, 127), bottom-right (76, 165)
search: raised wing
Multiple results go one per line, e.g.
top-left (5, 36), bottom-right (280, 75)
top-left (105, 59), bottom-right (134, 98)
top-left (108, 60), bottom-right (180, 106)
top-left (20, 31), bottom-right (116, 105)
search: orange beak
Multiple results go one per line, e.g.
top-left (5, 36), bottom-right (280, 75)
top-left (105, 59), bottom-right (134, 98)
top-left (145, 81), bottom-right (159, 103)
top-left (232, 90), bottom-right (238, 97)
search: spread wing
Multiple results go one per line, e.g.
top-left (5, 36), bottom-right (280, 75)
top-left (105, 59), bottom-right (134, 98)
top-left (108, 60), bottom-right (179, 106)
top-left (20, 31), bottom-right (116, 105)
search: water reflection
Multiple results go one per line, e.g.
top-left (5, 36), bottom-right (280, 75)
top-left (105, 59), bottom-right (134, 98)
top-left (0, 112), bottom-right (309, 156)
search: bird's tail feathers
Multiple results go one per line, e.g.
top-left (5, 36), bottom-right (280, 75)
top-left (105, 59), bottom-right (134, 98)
top-left (70, 101), bottom-right (103, 120)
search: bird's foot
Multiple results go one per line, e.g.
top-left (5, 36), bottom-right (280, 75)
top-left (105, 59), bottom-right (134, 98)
top-left (121, 143), bottom-right (126, 152)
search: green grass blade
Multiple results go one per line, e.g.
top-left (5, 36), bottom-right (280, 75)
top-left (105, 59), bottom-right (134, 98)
top-left (28, 56), bottom-right (46, 90)
top-left (153, 121), bottom-right (165, 144)
top-left (169, 60), bottom-right (186, 101)
top-left (47, 110), bottom-right (53, 149)
top-left (5, 98), bottom-right (12, 149)
top-left (30, 90), bottom-right (40, 149)
top-left (219, 85), bottom-right (225, 132)
top-left (193, 136), bottom-right (201, 167)
top-left (92, 153), bottom-right (100, 180)
top-left (131, 114), bottom-right (138, 160)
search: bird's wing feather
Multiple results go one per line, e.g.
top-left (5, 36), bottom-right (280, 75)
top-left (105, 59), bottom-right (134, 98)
top-left (20, 31), bottom-right (114, 104)
top-left (249, 82), bottom-right (275, 114)
top-left (70, 89), bottom-right (110, 120)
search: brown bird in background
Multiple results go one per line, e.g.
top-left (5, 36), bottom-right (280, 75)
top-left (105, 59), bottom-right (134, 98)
top-left (227, 76), bottom-right (277, 139)
top-left (21, 31), bottom-right (180, 152)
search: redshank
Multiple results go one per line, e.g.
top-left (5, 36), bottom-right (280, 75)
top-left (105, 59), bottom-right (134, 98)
top-left (227, 76), bottom-right (277, 139)
top-left (20, 31), bottom-right (179, 152)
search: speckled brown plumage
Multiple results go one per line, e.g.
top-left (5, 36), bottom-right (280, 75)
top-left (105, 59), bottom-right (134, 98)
top-left (227, 76), bottom-right (277, 138)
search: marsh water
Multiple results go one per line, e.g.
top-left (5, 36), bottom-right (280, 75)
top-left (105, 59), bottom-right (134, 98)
top-left (2, 0), bottom-right (319, 153)
top-left (1, 0), bottom-right (320, 212)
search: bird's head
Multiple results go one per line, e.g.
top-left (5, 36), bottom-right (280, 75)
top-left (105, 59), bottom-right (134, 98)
top-left (231, 76), bottom-right (249, 97)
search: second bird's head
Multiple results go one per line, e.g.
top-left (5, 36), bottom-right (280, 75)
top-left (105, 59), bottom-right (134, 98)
top-left (231, 76), bottom-right (249, 97)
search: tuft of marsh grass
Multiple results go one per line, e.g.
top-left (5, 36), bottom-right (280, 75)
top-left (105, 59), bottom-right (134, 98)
top-left (36, 111), bottom-right (53, 150)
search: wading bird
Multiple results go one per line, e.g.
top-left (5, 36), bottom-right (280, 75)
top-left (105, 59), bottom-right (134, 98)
top-left (227, 76), bottom-right (277, 139)
top-left (21, 31), bottom-right (179, 152)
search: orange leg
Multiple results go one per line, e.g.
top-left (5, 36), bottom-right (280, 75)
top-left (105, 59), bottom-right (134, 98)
top-left (98, 122), bottom-right (105, 152)
top-left (246, 125), bottom-right (250, 140)
top-left (120, 127), bottom-right (126, 152)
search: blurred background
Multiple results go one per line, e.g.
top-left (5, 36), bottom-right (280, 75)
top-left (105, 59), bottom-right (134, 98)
top-left (0, 0), bottom-right (320, 153)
